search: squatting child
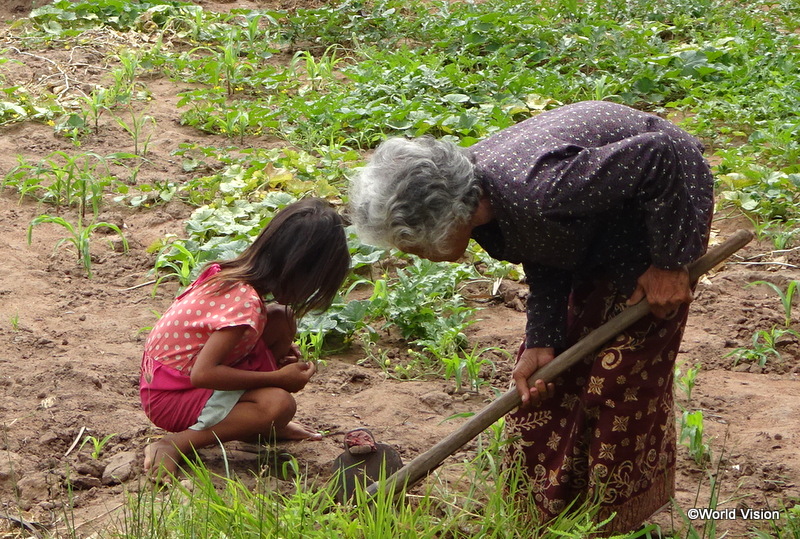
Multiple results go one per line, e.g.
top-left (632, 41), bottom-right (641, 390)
top-left (140, 198), bottom-right (350, 477)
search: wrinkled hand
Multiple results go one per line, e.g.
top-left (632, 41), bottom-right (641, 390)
top-left (627, 265), bottom-right (692, 318)
top-left (512, 347), bottom-right (556, 408)
top-left (275, 360), bottom-right (316, 393)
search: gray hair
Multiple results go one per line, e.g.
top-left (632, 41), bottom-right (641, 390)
top-left (348, 137), bottom-right (481, 254)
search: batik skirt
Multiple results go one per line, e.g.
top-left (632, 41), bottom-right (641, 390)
top-left (504, 278), bottom-right (690, 534)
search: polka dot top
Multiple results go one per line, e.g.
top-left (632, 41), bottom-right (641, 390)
top-left (469, 101), bottom-right (714, 349)
top-left (144, 265), bottom-right (266, 374)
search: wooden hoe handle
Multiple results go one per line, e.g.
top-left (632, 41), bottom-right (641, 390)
top-left (366, 229), bottom-right (754, 499)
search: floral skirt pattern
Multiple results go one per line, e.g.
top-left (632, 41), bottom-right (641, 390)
top-left (504, 278), bottom-right (690, 534)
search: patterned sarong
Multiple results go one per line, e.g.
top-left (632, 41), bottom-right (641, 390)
top-left (504, 278), bottom-right (690, 534)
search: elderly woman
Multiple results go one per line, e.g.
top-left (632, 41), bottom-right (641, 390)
top-left (348, 101), bottom-right (714, 533)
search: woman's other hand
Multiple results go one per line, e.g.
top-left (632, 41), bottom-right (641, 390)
top-left (513, 346), bottom-right (556, 408)
top-left (627, 265), bottom-right (692, 318)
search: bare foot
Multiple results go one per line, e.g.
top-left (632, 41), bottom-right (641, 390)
top-left (143, 439), bottom-right (183, 481)
top-left (277, 421), bottom-right (322, 441)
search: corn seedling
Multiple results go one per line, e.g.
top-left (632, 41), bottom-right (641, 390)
top-left (27, 214), bottom-right (129, 278)
top-left (442, 346), bottom-right (500, 393)
top-left (241, 13), bottom-right (265, 45)
top-left (291, 45), bottom-right (345, 93)
top-left (222, 108), bottom-right (250, 144)
top-left (114, 107), bottom-right (156, 157)
top-left (3, 151), bottom-right (110, 214)
top-left (79, 433), bottom-right (116, 460)
top-left (726, 325), bottom-right (797, 367)
top-left (748, 279), bottom-right (799, 327)
top-left (675, 361), bottom-right (701, 403)
top-left (9, 313), bottom-right (20, 331)
top-left (220, 30), bottom-right (253, 97)
top-left (679, 409), bottom-right (711, 466)
top-left (80, 86), bottom-right (111, 133)
top-left (108, 51), bottom-right (141, 104)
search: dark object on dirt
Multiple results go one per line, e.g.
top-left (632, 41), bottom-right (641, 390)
top-left (331, 428), bottom-right (403, 504)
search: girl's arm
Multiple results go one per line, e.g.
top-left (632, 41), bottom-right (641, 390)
top-left (190, 326), bottom-right (315, 392)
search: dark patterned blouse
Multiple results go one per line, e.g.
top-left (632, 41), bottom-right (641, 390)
top-left (469, 101), bottom-right (714, 349)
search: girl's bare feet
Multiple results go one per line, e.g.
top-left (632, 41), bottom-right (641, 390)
top-left (277, 421), bottom-right (322, 441)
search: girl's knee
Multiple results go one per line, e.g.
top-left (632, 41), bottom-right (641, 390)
top-left (273, 388), bottom-right (297, 417)
top-left (249, 387), bottom-right (296, 419)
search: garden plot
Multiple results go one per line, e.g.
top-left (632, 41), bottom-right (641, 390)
top-left (2, 0), bottom-right (800, 537)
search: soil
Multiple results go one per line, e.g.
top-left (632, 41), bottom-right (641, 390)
top-left (1, 2), bottom-right (799, 537)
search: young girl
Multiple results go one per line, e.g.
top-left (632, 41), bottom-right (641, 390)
top-left (140, 198), bottom-right (351, 477)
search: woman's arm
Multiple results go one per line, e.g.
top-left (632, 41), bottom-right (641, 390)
top-left (190, 326), bottom-right (315, 392)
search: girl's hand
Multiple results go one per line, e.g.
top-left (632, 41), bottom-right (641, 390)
top-left (278, 342), bottom-right (302, 367)
top-left (627, 265), bottom-right (692, 318)
top-left (275, 360), bottom-right (316, 393)
top-left (512, 346), bottom-right (556, 408)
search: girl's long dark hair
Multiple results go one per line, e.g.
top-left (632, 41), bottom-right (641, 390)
top-left (207, 198), bottom-right (350, 317)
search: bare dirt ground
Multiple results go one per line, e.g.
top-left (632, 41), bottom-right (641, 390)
top-left (1, 1), bottom-right (799, 537)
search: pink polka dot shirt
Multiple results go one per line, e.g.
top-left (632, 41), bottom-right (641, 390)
top-left (144, 265), bottom-right (266, 374)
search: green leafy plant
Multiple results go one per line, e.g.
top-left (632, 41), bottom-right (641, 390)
top-left (27, 214), bottom-right (129, 278)
top-left (151, 238), bottom-right (200, 292)
top-left (679, 409), bottom-right (711, 466)
top-left (368, 257), bottom-right (479, 342)
top-left (114, 107), bottom-right (156, 157)
top-left (748, 279), bottom-right (799, 328)
top-left (114, 178), bottom-right (178, 208)
top-left (3, 151), bottom-right (112, 214)
top-left (717, 168), bottom-right (800, 222)
top-left (79, 433), bottom-right (116, 460)
top-left (442, 346), bottom-right (500, 393)
top-left (675, 361), bottom-right (701, 403)
top-left (0, 86), bottom-right (62, 127)
top-left (9, 313), bottom-right (20, 331)
top-left (297, 328), bottom-right (326, 364)
top-left (726, 326), bottom-right (797, 368)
